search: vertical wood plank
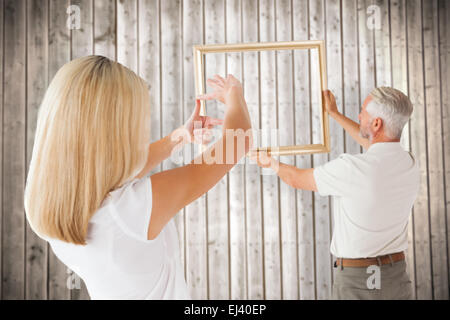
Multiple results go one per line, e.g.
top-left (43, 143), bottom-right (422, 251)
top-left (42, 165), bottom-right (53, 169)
top-left (242, 0), bottom-right (264, 300)
top-left (325, 0), bottom-right (345, 157)
top-left (2, 0), bottom-right (26, 300)
top-left (292, 0), bottom-right (315, 300)
top-left (309, 0), bottom-right (332, 300)
top-left (175, 0), bottom-right (186, 286)
top-left (94, 0), bottom-right (116, 60)
top-left (2, 0), bottom-right (448, 301)
top-left (48, 0), bottom-right (71, 300)
top-left (71, 0), bottom-right (93, 59)
top-left (259, 0), bottom-right (281, 300)
top-left (117, 0), bottom-right (137, 72)
top-left (162, 0), bottom-right (187, 298)
top-left (438, 0), bottom-right (450, 299)
top-left (138, 0), bottom-right (161, 176)
top-left (374, 0), bottom-right (391, 87)
top-left (391, 0), bottom-right (410, 150)
top-left (407, 0), bottom-right (433, 300)
top-left (423, 0), bottom-right (448, 300)
top-left (226, 0), bottom-right (247, 300)
top-left (69, 0), bottom-right (93, 300)
top-left (342, 0), bottom-right (361, 155)
top-left (276, 0), bottom-right (298, 300)
top-left (204, 0), bottom-right (229, 300)
top-left (325, 0), bottom-right (345, 288)
top-left (0, 0), bottom-right (3, 298)
top-left (92, 17), bottom-right (116, 288)
top-left (358, 0), bottom-right (376, 109)
top-left (26, 0), bottom-right (48, 300)
top-left (181, 0), bottom-right (207, 299)
top-left (182, 1), bottom-right (206, 290)
top-left (161, 0), bottom-right (183, 157)
top-left (390, 0), bottom-right (417, 299)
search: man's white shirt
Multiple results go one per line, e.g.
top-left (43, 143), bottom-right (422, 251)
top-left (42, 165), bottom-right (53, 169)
top-left (313, 142), bottom-right (420, 258)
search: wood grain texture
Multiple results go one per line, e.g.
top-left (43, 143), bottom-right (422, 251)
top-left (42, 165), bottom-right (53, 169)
top-left (390, 0), bottom-right (417, 299)
top-left (259, 0), bottom-right (281, 300)
top-left (438, 0), bottom-right (450, 300)
top-left (1, 0), bottom-right (449, 300)
top-left (292, 0), bottom-right (315, 300)
top-left (0, 0), bottom-right (3, 298)
top-left (47, 0), bottom-right (71, 300)
top-left (25, 0), bottom-right (48, 300)
top-left (94, 0), bottom-right (116, 60)
top-left (117, 0), bottom-right (137, 72)
top-left (325, 0), bottom-right (345, 289)
top-left (204, 0), bottom-right (229, 300)
top-left (358, 0), bottom-right (376, 116)
top-left (71, 0), bottom-right (93, 59)
top-left (175, 0), bottom-right (186, 283)
top-left (407, 0), bottom-right (433, 300)
top-left (309, 0), bottom-right (332, 300)
top-left (276, 0), bottom-right (298, 300)
top-left (242, 0), bottom-right (264, 300)
top-left (226, 0), bottom-right (247, 300)
top-left (160, 0), bottom-right (187, 299)
top-left (69, 0), bottom-right (93, 300)
top-left (3, 0), bottom-right (26, 299)
top-left (374, 0), bottom-right (391, 87)
top-left (182, 0), bottom-right (207, 300)
top-left (342, 0), bottom-right (361, 155)
top-left (423, 0), bottom-right (448, 300)
top-left (138, 0), bottom-right (161, 178)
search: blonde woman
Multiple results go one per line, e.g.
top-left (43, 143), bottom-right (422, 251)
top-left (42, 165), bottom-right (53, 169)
top-left (24, 55), bottom-right (252, 299)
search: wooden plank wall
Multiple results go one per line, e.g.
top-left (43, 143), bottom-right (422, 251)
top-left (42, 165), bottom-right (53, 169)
top-left (1, 0), bottom-right (448, 300)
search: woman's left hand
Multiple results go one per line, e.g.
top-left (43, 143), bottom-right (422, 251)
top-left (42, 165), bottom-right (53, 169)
top-left (184, 99), bottom-right (223, 145)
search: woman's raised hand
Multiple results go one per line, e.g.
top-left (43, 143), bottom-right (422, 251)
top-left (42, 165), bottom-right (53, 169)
top-left (182, 99), bottom-right (223, 145)
top-left (197, 74), bottom-right (243, 104)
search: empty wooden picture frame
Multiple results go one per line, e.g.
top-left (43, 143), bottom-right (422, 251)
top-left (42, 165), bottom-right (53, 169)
top-left (193, 40), bottom-right (330, 156)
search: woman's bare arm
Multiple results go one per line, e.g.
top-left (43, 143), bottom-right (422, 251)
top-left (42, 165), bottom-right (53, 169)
top-left (134, 127), bottom-right (186, 178)
top-left (135, 100), bottom-right (223, 179)
top-left (147, 76), bottom-right (252, 240)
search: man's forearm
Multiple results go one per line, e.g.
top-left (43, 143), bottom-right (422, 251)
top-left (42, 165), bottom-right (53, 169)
top-left (270, 161), bottom-right (317, 192)
top-left (330, 111), bottom-right (370, 149)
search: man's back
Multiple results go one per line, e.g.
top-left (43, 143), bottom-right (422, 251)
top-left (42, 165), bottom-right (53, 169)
top-left (313, 142), bottom-right (420, 258)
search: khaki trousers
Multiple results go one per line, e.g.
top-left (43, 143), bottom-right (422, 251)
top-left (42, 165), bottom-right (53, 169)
top-left (331, 259), bottom-right (413, 300)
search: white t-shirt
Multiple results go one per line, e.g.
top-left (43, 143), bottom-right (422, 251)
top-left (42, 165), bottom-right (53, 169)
top-left (313, 142), bottom-right (420, 258)
top-left (44, 176), bottom-right (190, 299)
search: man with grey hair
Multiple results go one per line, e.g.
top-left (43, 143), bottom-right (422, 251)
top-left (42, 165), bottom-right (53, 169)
top-left (250, 87), bottom-right (420, 300)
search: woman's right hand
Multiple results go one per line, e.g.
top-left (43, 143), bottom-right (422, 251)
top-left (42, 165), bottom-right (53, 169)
top-left (197, 74), bottom-right (243, 104)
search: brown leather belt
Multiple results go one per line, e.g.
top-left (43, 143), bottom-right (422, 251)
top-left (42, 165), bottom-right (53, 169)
top-left (334, 252), bottom-right (405, 268)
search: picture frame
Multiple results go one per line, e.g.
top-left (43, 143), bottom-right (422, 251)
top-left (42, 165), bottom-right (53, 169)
top-left (193, 40), bottom-right (330, 156)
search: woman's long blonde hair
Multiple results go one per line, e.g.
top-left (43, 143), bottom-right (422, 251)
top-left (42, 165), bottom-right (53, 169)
top-left (24, 55), bottom-right (151, 245)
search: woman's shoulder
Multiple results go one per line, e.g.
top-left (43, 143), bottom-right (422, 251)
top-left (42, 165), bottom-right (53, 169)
top-left (94, 176), bottom-right (150, 213)
top-left (92, 175), bottom-right (154, 242)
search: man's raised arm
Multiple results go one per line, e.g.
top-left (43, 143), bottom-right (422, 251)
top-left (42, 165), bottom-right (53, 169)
top-left (322, 90), bottom-right (370, 150)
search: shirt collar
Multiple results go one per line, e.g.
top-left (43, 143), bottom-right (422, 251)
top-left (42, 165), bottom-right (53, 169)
top-left (366, 141), bottom-right (403, 153)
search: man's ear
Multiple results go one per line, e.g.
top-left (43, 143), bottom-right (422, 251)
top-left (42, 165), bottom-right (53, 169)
top-left (372, 117), bottom-right (383, 135)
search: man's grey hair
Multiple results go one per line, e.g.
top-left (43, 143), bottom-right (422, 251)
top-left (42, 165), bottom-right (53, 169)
top-left (366, 87), bottom-right (413, 139)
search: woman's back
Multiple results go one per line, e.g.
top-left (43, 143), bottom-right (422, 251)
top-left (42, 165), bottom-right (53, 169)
top-left (45, 176), bottom-right (189, 299)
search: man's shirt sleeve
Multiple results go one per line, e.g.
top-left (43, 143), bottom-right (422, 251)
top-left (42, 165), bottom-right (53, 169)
top-left (313, 154), bottom-right (353, 197)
